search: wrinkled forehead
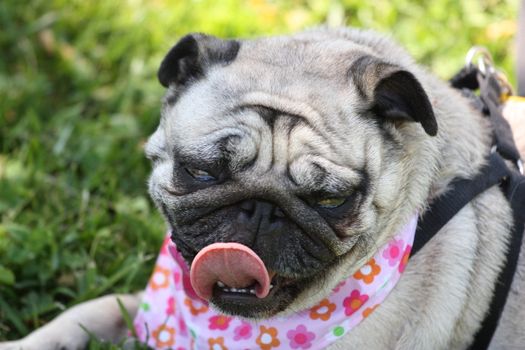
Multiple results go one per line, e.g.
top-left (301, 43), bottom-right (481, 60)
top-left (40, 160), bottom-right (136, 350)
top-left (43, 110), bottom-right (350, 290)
top-left (163, 102), bottom-right (369, 194)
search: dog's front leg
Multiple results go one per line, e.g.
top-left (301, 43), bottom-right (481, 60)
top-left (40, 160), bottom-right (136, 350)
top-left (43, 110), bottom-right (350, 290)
top-left (0, 293), bottom-right (142, 350)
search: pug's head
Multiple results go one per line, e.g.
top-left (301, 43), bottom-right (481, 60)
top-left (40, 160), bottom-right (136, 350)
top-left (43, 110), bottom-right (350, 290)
top-left (145, 29), bottom-right (438, 319)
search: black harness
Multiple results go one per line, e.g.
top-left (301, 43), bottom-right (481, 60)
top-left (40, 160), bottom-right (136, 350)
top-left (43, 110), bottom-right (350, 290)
top-left (409, 63), bottom-right (525, 349)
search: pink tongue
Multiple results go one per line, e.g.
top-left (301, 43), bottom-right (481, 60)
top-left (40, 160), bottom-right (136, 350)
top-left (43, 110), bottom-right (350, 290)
top-left (190, 242), bottom-right (271, 301)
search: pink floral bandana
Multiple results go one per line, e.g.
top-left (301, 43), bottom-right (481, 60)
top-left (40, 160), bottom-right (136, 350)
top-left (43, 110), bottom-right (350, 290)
top-left (133, 214), bottom-right (417, 350)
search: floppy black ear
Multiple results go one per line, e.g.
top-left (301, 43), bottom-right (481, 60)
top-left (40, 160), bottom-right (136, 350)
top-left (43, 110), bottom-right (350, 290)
top-left (350, 55), bottom-right (437, 136)
top-left (158, 33), bottom-right (240, 88)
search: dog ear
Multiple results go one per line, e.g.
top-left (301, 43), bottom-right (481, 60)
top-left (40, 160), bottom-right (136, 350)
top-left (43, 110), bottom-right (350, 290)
top-left (158, 33), bottom-right (240, 88)
top-left (350, 55), bottom-right (438, 136)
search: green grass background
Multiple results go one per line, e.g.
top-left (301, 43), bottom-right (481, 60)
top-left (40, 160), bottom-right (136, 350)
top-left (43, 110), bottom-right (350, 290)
top-left (0, 0), bottom-right (520, 344)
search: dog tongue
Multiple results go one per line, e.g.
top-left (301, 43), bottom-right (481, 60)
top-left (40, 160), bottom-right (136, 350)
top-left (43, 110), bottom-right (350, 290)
top-left (190, 242), bottom-right (271, 301)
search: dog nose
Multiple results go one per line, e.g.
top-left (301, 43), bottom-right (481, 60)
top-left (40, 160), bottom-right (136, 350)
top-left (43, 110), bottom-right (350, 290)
top-left (238, 199), bottom-right (286, 227)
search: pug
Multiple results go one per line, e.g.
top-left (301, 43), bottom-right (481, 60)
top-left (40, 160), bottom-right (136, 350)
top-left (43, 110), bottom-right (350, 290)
top-left (1, 27), bottom-right (524, 350)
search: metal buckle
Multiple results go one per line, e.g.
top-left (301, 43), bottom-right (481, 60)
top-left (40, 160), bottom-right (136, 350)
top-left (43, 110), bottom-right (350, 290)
top-left (465, 46), bottom-right (514, 98)
top-left (466, 46), bottom-right (495, 75)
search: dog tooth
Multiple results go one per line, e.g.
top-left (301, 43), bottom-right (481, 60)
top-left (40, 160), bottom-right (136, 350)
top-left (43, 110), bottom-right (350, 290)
top-left (269, 284), bottom-right (274, 289)
top-left (249, 289), bottom-right (256, 294)
top-left (217, 281), bottom-right (225, 287)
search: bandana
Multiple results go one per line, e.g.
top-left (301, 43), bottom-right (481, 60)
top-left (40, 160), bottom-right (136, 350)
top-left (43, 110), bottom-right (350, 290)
top-left (133, 214), bottom-right (417, 350)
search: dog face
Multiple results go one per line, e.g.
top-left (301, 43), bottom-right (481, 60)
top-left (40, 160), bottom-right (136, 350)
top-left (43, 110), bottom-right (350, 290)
top-left (145, 30), bottom-right (438, 318)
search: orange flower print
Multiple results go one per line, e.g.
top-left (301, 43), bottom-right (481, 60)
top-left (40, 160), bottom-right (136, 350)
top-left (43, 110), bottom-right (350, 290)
top-left (353, 258), bottom-right (381, 284)
top-left (309, 298), bottom-right (336, 321)
top-left (363, 304), bottom-right (380, 318)
top-left (256, 325), bottom-right (280, 350)
top-left (149, 265), bottom-right (171, 290)
top-left (184, 297), bottom-right (209, 316)
top-left (208, 336), bottom-right (228, 350)
top-left (152, 324), bottom-right (176, 348)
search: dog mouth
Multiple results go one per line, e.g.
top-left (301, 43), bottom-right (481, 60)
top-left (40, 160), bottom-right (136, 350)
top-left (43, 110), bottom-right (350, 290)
top-left (189, 242), bottom-right (298, 315)
top-left (190, 242), bottom-right (274, 300)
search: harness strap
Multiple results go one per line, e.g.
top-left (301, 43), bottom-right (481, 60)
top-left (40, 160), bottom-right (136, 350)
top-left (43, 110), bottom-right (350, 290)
top-left (412, 152), bottom-right (525, 349)
top-left (469, 170), bottom-right (525, 349)
top-left (412, 59), bottom-right (525, 349)
top-left (411, 153), bottom-right (508, 256)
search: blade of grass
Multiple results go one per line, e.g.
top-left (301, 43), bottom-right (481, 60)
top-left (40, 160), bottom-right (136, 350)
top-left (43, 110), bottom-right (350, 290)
top-left (117, 297), bottom-right (137, 339)
top-left (0, 296), bottom-right (28, 335)
top-left (77, 259), bottom-right (142, 302)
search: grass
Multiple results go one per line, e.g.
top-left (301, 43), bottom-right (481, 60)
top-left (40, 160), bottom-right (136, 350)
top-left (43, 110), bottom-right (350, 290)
top-left (0, 0), bottom-right (519, 344)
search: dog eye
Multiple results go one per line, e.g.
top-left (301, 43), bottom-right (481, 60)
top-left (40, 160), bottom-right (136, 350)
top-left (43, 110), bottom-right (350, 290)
top-left (315, 197), bottom-right (347, 209)
top-left (185, 168), bottom-right (216, 182)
